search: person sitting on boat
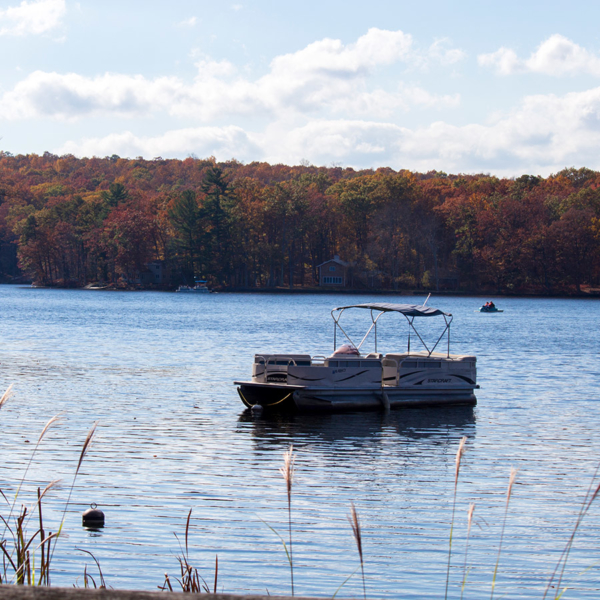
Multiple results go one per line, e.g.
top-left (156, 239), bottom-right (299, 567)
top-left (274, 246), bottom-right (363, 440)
top-left (489, 301), bottom-right (495, 309)
top-left (331, 343), bottom-right (360, 356)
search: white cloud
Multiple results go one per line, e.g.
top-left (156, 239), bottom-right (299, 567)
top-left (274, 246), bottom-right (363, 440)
top-left (0, 71), bottom-right (184, 120)
top-left (269, 28), bottom-right (414, 77)
top-left (0, 28), bottom-right (462, 122)
top-left (55, 125), bottom-right (260, 160)
top-left (53, 86), bottom-right (600, 175)
top-left (0, 0), bottom-right (65, 36)
top-left (177, 16), bottom-right (197, 27)
top-left (429, 39), bottom-right (467, 66)
top-left (479, 34), bottom-right (600, 76)
top-left (263, 120), bottom-right (403, 166)
top-left (392, 87), bottom-right (600, 174)
top-left (11, 23), bottom-right (597, 175)
top-left (478, 47), bottom-right (520, 76)
top-left (320, 85), bottom-right (459, 118)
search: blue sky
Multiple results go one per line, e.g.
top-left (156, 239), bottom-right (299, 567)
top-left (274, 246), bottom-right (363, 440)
top-left (2, 0), bottom-right (600, 175)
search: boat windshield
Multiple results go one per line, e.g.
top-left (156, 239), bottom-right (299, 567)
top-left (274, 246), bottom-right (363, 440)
top-left (331, 303), bottom-right (453, 357)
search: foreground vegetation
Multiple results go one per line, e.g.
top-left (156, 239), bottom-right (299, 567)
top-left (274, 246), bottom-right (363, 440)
top-left (0, 152), bottom-right (599, 294)
top-left (2, 386), bottom-right (599, 597)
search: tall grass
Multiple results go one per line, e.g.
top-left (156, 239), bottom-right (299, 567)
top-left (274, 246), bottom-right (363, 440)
top-left (0, 384), bottom-right (13, 410)
top-left (77, 548), bottom-right (107, 589)
top-left (348, 502), bottom-right (366, 600)
top-left (5, 389), bottom-right (600, 598)
top-left (0, 484), bottom-right (60, 585)
top-left (445, 435), bottom-right (467, 600)
top-left (160, 508), bottom-right (219, 593)
top-left (280, 444), bottom-right (295, 596)
top-left (543, 465), bottom-right (600, 600)
top-left (0, 385), bottom-right (97, 586)
top-left (490, 467), bottom-right (517, 600)
top-left (460, 503), bottom-right (476, 600)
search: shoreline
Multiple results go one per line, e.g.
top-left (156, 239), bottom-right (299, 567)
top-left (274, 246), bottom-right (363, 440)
top-left (5, 281), bottom-right (600, 298)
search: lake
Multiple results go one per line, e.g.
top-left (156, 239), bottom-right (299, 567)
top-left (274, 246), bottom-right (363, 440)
top-left (0, 285), bottom-right (599, 598)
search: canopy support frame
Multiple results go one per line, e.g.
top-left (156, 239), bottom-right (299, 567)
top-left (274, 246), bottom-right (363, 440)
top-left (331, 303), bottom-right (453, 357)
top-left (404, 313), bottom-right (452, 357)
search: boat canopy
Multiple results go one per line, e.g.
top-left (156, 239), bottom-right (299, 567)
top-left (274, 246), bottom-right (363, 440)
top-left (333, 303), bottom-right (451, 317)
top-left (331, 302), bottom-right (453, 356)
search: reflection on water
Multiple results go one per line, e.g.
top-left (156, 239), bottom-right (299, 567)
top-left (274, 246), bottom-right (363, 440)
top-left (1, 286), bottom-right (599, 598)
top-left (239, 406), bottom-right (476, 448)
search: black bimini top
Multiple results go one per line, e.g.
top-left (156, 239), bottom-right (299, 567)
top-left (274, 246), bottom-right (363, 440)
top-left (333, 303), bottom-right (451, 317)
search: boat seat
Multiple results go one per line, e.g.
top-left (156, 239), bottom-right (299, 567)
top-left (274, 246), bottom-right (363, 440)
top-left (365, 353), bottom-right (383, 359)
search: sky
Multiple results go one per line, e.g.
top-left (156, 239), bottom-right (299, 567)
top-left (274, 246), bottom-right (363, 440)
top-left (2, 0), bottom-right (600, 176)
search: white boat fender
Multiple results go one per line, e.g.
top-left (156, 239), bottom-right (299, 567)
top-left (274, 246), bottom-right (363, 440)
top-left (251, 403), bottom-right (263, 414)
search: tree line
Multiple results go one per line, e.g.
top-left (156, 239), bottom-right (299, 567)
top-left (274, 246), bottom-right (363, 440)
top-left (0, 151), bottom-right (598, 294)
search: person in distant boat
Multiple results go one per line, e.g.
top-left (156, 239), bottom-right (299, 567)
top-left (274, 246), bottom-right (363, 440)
top-left (489, 301), bottom-right (495, 308)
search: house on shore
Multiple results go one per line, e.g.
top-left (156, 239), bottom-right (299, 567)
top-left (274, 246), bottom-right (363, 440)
top-left (126, 260), bottom-right (172, 286)
top-left (317, 255), bottom-right (350, 287)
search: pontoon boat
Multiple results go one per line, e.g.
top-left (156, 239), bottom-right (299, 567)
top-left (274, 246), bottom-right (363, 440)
top-left (176, 280), bottom-right (210, 293)
top-left (234, 303), bottom-right (478, 412)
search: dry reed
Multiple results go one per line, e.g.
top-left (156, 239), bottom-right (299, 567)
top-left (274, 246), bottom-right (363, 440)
top-left (160, 509), bottom-right (218, 593)
top-left (348, 502), bottom-right (366, 600)
top-left (47, 421), bottom-right (98, 575)
top-left (543, 464), bottom-right (600, 599)
top-left (6, 416), bottom-right (63, 538)
top-left (1, 392), bottom-right (61, 543)
top-left (490, 467), bottom-right (518, 600)
top-left (77, 548), bottom-right (106, 588)
top-left (445, 435), bottom-right (467, 600)
top-left (6, 393), bottom-right (600, 597)
top-left (0, 487), bottom-right (59, 585)
top-left (280, 444), bottom-right (295, 596)
top-left (0, 393), bottom-right (98, 588)
top-left (0, 384), bottom-right (64, 587)
top-left (0, 384), bottom-right (13, 410)
top-left (460, 503), bottom-right (476, 600)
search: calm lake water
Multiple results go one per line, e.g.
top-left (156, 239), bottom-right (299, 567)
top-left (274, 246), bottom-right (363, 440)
top-left (0, 285), bottom-right (599, 598)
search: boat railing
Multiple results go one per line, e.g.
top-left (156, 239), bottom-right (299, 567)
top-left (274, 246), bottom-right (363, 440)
top-left (256, 356), bottom-right (300, 369)
top-left (311, 355), bottom-right (327, 365)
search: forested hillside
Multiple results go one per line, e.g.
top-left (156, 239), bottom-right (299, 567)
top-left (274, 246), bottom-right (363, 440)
top-left (0, 151), bottom-right (598, 294)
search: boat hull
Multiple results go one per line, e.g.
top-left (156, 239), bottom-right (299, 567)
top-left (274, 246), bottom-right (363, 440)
top-left (236, 381), bottom-right (476, 413)
top-left (237, 382), bottom-right (300, 410)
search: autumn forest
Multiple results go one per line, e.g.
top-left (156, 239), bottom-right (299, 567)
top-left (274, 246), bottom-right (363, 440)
top-left (0, 151), bottom-right (599, 295)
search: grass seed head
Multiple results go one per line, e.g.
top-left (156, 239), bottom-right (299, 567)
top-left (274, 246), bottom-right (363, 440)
top-left (454, 436), bottom-right (467, 485)
top-left (507, 467), bottom-right (518, 503)
top-left (0, 384), bottom-right (14, 411)
top-left (467, 503), bottom-right (475, 534)
top-left (75, 422), bottom-right (98, 476)
top-left (348, 502), bottom-right (364, 566)
top-left (38, 414), bottom-right (63, 444)
top-left (280, 445), bottom-right (295, 501)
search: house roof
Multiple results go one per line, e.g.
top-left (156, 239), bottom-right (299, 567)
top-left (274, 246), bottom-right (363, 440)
top-left (317, 256), bottom-right (350, 268)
